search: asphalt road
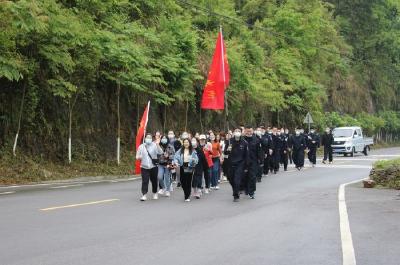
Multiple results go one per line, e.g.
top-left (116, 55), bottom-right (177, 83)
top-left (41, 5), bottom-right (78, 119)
top-left (1, 148), bottom-right (399, 265)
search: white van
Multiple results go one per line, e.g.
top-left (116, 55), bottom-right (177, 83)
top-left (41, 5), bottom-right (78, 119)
top-left (332, 126), bottom-right (374, 156)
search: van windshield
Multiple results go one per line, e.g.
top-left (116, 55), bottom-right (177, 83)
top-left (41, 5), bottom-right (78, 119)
top-left (333, 129), bottom-right (353, 138)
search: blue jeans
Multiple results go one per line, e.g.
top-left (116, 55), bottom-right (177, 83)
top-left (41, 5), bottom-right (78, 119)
top-left (157, 165), bottom-right (171, 191)
top-left (211, 158), bottom-right (220, 187)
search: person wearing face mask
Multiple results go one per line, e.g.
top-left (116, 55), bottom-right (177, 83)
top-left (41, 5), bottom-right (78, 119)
top-left (266, 127), bottom-right (275, 174)
top-left (136, 133), bottom-right (163, 201)
top-left (307, 128), bottom-right (320, 167)
top-left (321, 127), bottom-right (334, 164)
top-left (280, 128), bottom-right (289, 171)
top-left (191, 137), bottom-right (207, 199)
top-left (241, 126), bottom-right (263, 199)
top-left (167, 130), bottom-right (180, 186)
top-left (210, 133), bottom-right (222, 190)
top-left (200, 134), bottom-right (213, 193)
top-left (271, 127), bottom-right (283, 174)
top-left (290, 128), bottom-right (307, 170)
top-left (222, 132), bottom-right (232, 180)
top-left (157, 135), bottom-right (175, 197)
top-left (173, 138), bottom-right (198, 202)
top-left (260, 126), bottom-right (273, 177)
top-left (225, 128), bottom-right (249, 202)
top-left (284, 128), bottom-right (293, 165)
top-left (255, 127), bottom-right (266, 182)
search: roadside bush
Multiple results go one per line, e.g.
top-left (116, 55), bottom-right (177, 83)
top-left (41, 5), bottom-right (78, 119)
top-left (369, 159), bottom-right (400, 189)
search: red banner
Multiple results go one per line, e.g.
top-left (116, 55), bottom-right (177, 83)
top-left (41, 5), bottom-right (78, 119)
top-left (201, 28), bottom-right (230, 110)
top-left (135, 101), bottom-right (150, 174)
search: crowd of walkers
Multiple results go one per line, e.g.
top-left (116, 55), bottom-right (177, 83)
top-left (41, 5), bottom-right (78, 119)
top-left (135, 126), bottom-right (335, 202)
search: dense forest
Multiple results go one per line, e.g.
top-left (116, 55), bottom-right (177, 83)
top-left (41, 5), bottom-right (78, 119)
top-left (1, 0), bottom-right (400, 168)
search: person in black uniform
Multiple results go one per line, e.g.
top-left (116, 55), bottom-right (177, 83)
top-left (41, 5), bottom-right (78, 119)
top-left (271, 127), bottom-right (283, 174)
top-left (255, 127), bottom-right (267, 182)
top-left (261, 126), bottom-right (273, 177)
top-left (321, 127), bottom-right (334, 164)
top-left (307, 128), bottom-right (320, 167)
top-left (225, 128), bottom-right (249, 202)
top-left (280, 128), bottom-right (289, 171)
top-left (241, 126), bottom-right (263, 199)
top-left (266, 127), bottom-right (275, 174)
top-left (290, 128), bottom-right (307, 170)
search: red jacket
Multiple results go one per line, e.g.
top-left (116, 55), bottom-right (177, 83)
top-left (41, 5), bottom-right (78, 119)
top-left (203, 144), bottom-right (213, 168)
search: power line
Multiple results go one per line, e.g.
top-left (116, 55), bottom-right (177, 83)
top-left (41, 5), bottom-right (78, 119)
top-left (176, 0), bottom-right (349, 59)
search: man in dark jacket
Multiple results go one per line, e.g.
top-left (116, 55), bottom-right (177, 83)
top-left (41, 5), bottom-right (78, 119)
top-left (271, 127), bottom-right (283, 174)
top-left (242, 126), bottom-right (263, 199)
top-left (307, 128), bottom-right (320, 167)
top-left (321, 127), bottom-right (334, 164)
top-left (225, 127), bottom-right (249, 202)
top-left (290, 128), bottom-right (307, 170)
top-left (261, 126), bottom-right (273, 176)
top-left (280, 128), bottom-right (289, 171)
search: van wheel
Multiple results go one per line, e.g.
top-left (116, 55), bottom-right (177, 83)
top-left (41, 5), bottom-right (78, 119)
top-left (363, 146), bottom-right (369, 156)
top-left (350, 147), bottom-right (355, 157)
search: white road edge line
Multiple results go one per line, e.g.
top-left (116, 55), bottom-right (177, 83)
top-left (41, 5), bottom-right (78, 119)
top-left (50, 184), bottom-right (84, 189)
top-left (40, 199), bottom-right (120, 211)
top-left (338, 178), bottom-right (366, 265)
top-left (0, 177), bottom-right (140, 190)
top-left (0, 191), bottom-right (16, 195)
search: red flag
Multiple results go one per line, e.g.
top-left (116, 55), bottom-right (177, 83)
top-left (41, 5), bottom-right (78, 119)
top-left (201, 28), bottom-right (230, 110)
top-left (135, 101), bottom-right (150, 174)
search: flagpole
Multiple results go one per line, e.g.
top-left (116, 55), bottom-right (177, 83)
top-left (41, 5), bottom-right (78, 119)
top-left (143, 101), bottom-right (150, 144)
top-left (220, 25), bottom-right (229, 131)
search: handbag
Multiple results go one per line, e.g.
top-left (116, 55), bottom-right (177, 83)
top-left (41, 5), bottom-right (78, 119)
top-left (145, 146), bottom-right (159, 166)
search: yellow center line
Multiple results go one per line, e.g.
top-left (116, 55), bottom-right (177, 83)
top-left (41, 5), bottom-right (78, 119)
top-left (40, 199), bottom-right (120, 211)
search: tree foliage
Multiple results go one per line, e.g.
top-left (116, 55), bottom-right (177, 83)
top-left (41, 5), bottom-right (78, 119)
top-left (0, 0), bottom-right (399, 161)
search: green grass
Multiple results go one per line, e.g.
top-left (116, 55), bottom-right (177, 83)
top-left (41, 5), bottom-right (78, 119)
top-left (370, 158), bottom-right (400, 189)
top-left (0, 152), bottom-right (135, 185)
top-left (373, 158), bottom-right (400, 169)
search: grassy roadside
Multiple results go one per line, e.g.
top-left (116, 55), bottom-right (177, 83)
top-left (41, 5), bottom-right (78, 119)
top-left (0, 152), bottom-right (135, 185)
top-left (369, 158), bottom-right (400, 189)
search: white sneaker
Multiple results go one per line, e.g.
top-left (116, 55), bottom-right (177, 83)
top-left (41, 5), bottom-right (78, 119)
top-left (185, 199), bottom-right (191, 202)
top-left (215, 186), bottom-right (220, 190)
top-left (153, 193), bottom-right (158, 200)
top-left (223, 176), bottom-right (227, 181)
top-left (165, 191), bottom-right (170, 197)
top-left (205, 189), bottom-right (210, 194)
top-left (158, 189), bottom-right (164, 195)
top-left (140, 195), bottom-right (147, 201)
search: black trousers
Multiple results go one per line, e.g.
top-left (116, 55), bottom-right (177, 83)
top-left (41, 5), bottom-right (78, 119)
top-left (242, 164), bottom-right (257, 196)
top-left (257, 163), bottom-right (263, 181)
top-left (228, 162), bottom-right (245, 199)
top-left (323, 146), bottom-right (333, 162)
top-left (180, 168), bottom-right (193, 200)
top-left (280, 150), bottom-right (288, 170)
top-left (268, 154), bottom-right (274, 172)
top-left (141, 167), bottom-right (158, 195)
top-left (308, 147), bottom-right (317, 164)
top-left (263, 156), bottom-right (269, 174)
top-left (293, 149), bottom-right (305, 167)
top-left (272, 149), bottom-right (280, 172)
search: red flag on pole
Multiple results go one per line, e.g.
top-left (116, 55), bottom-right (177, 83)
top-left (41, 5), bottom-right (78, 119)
top-left (135, 101), bottom-right (150, 174)
top-left (201, 27), bottom-right (230, 110)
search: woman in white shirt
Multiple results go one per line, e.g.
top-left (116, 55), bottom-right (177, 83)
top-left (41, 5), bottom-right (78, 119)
top-left (136, 133), bottom-right (163, 201)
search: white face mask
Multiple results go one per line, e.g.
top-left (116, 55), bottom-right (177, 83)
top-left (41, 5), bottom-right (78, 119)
top-left (326, 130), bottom-right (330, 133)
top-left (295, 131), bottom-right (300, 136)
top-left (234, 132), bottom-right (241, 138)
top-left (191, 141), bottom-right (197, 147)
top-left (145, 138), bottom-right (152, 144)
top-left (310, 130), bottom-right (315, 134)
top-left (161, 139), bottom-right (168, 144)
top-left (256, 131), bottom-right (262, 136)
top-left (168, 134), bottom-right (174, 139)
